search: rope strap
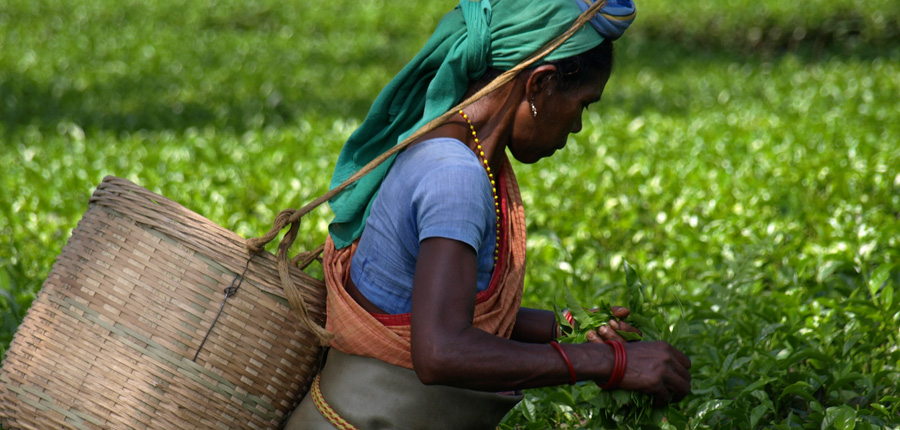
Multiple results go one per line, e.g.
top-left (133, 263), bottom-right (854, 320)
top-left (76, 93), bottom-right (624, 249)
top-left (311, 374), bottom-right (359, 430)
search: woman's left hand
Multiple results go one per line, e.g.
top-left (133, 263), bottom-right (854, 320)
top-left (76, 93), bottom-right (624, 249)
top-left (585, 306), bottom-right (643, 343)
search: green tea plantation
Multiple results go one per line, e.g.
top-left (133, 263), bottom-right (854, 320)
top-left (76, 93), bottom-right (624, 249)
top-left (2, 0), bottom-right (898, 428)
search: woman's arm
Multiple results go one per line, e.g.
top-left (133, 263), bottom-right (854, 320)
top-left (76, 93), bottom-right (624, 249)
top-left (510, 307), bottom-right (558, 343)
top-left (409, 237), bottom-right (692, 404)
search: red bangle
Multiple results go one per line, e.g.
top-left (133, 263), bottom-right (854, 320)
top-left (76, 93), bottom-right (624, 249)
top-left (550, 341), bottom-right (577, 385)
top-left (599, 340), bottom-right (627, 390)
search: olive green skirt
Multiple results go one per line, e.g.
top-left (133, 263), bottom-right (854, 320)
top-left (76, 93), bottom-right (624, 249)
top-left (284, 349), bottom-right (523, 430)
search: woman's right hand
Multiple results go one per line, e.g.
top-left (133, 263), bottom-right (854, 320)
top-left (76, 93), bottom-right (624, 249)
top-left (582, 305), bottom-right (642, 342)
top-left (590, 340), bottom-right (692, 406)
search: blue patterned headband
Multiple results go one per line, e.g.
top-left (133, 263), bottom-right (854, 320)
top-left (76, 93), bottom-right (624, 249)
top-left (573, 0), bottom-right (637, 40)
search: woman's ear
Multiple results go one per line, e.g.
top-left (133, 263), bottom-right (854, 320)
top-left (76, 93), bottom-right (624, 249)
top-left (524, 65), bottom-right (559, 101)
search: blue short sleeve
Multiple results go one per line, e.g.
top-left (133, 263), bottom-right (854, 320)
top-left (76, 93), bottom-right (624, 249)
top-left (349, 138), bottom-right (497, 314)
top-left (412, 159), bottom-right (495, 250)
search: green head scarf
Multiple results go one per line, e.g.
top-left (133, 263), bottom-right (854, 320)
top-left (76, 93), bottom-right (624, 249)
top-left (328, 0), bottom-right (636, 249)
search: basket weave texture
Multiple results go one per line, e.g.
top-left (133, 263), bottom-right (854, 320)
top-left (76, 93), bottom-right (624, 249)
top-left (0, 176), bottom-right (327, 429)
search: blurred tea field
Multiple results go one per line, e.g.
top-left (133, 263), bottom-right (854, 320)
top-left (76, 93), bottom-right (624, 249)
top-left (2, 0), bottom-right (899, 428)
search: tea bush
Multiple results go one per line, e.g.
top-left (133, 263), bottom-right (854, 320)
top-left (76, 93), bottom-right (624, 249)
top-left (2, 0), bottom-right (898, 428)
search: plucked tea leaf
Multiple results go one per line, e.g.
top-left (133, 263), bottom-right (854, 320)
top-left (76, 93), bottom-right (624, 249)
top-left (624, 260), bottom-right (645, 314)
top-left (563, 284), bottom-right (593, 326)
top-left (616, 330), bottom-right (643, 341)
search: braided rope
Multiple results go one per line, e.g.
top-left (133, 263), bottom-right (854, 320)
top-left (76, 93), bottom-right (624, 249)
top-left (246, 0), bottom-right (609, 346)
top-left (311, 374), bottom-right (359, 430)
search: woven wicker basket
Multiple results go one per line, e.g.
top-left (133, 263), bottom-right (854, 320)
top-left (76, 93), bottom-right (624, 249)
top-left (0, 176), bottom-right (327, 429)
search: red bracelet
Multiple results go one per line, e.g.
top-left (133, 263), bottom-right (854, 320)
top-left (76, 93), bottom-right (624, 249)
top-left (550, 341), bottom-right (577, 385)
top-left (599, 340), bottom-right (627, 390)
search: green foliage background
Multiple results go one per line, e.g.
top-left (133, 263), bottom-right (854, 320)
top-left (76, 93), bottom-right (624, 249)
top-left (1, 0), bottom-right (899, 428)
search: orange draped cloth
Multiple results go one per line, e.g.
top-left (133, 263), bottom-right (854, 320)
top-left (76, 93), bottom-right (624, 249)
top-left (322, 159), bottom-right (527, 369)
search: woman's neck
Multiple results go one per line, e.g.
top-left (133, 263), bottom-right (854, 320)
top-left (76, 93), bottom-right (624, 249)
top-left (412, 77), bottom-right (523, 174)
top-left (412, 113), bottom-right (508, 175)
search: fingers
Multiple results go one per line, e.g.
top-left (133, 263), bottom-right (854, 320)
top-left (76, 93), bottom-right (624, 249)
top-left (587, 323), bottom-right (638, 343)
top-left (645, 380), bottom-right (680, 408)
top-left (651, 385), bottom-right (671, 408)
top-left (592, 321), bottom-right (642, 343)
top-left (617, 342), bottom-right (692, 406)
top-left (649, 375), bottom-right (690, 407)
top-left (671, 355), bottom-right (692, 382)
top-left (652, 382), bottom-right (689, 407)
top-left (671, 346), bottom-right (692, 369)
top-left (653, 342), bottom-right (691, 389)
top-left (662, 345), bottom-right (692, 403)
top-left (610, 306), bottom-right (630, 319)
top-left (661, 371), bottom-right (691, 405)
top-left (587, 327), bottom-right (622, 343)
top-left (611, 320), bottom-right (643, 338)
top-left (667, 376), bottom-right (691, 403)
top-left (651, 372), bottom-right (691, 407)
top-left (597, 325), bottom-right (626, 342)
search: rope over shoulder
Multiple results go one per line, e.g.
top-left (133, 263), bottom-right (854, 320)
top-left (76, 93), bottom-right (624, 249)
top-left (246, 0), bottom-right (611, 346)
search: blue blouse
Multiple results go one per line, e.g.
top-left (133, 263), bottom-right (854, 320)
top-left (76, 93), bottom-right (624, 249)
top-left (349, 138), bottom-right (497, 314)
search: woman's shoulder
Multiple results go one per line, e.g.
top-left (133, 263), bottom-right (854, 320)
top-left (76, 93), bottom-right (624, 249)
top-left (395, 137), bottom-right (478, 169)
top-left (384, 137), bottom-right (491, 200)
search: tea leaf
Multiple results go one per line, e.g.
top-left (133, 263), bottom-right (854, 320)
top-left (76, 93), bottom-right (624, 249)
top-left (616, 330), bottom-right (643, 341)
top-left (623, 260), bottom-right (645, 314)
top-left (823, 405), bottom-right (857, 430)
top-left (750, 404), bottom-right (768, 427)
top-left (868, 264), bottom-right (894, 305)
top-left (882, 284), bottom-right (894, 310)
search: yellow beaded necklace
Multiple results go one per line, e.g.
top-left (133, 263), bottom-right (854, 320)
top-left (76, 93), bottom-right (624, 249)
top-left (458, 110), bottom-right (501, 263)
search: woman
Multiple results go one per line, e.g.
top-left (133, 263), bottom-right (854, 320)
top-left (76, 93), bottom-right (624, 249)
top-left (286, 0), bottom-right (691, 428)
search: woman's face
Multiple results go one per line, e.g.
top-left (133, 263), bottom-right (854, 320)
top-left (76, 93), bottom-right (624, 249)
top-left (509, 70), bottom-right (610, 164)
